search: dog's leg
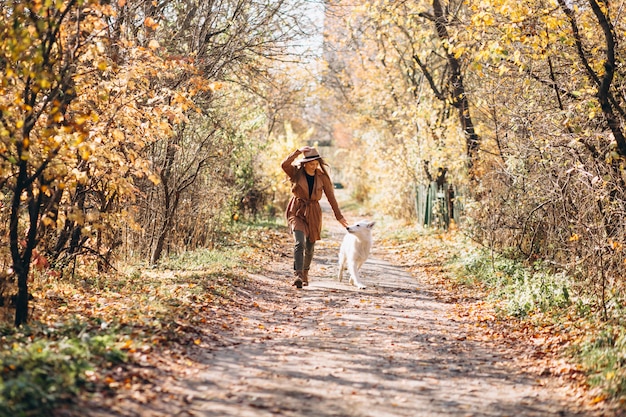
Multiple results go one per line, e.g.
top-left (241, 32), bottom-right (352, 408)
top-left (353, 275), bottom-right (366, 290)
top-left (347, 262), bottom-right (366, 290)
top-left (338, 250), bottom-right (346, 282)
top-left (346, 259), bottom-right (356, 286)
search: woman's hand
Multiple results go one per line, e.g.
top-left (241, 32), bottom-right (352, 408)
top-left (298, 146), bottom-right (313, 154)
top-left (339, 218), bottom-right (349, 228)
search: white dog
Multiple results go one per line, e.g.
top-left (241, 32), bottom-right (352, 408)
top-left (338, 221), bottom-right (375, 289)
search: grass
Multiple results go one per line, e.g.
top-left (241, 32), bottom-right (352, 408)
top-left (454, 247), bottom-right (572, 318)
top-left (5, 207), bottom-right (626, 410)
top-left (447, 243), bottom-right (626, 401)
top-left (574, 325), bottom-right (626, 400)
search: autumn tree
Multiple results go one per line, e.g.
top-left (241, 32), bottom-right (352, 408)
top-left (0, 0), bottom-right (202, 324)
top-left (111, 0), bottom-right (323, 264)
top-left (0, 1), bottom-right (100, 325)
top-left (460, 0), bottom-right (626, 316)
top-left (320, 1), bottom-right (471, 215)
top-left (322, 0), bottom-right (626, 317)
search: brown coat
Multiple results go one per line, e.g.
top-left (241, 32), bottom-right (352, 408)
top-left (281, 150), bottom-right (345, 242)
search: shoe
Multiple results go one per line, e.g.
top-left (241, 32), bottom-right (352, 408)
top-left (292, 271), bottom-right (304, 289)
top-left (302, 270), bottom-right (309, 286)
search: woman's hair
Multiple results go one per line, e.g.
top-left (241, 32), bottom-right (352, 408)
top-left (317, 158), bottom-right (330, 176)
top-left (293, 158), bottom-right (331, 182)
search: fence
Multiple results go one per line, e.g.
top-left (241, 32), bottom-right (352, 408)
top-left (415, 182), bottom-right (463, 229)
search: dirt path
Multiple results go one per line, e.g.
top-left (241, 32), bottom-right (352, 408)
top-left (87, 196), bottom-right (609, 417)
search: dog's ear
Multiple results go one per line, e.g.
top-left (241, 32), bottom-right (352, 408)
top-left (368, 221), bottom-right (375, 228)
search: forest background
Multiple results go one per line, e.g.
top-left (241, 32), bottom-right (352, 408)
top-left (2, 0), bottom-right (626, 415)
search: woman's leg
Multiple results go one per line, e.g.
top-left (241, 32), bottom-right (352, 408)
top-left (303, 239), bottom-right (315, 270)
top-left (292, 231), bottom-right (306, 288)
top-left (293, 230), bottom-right (306, 271)
top-left (302, 239), bottom-right (315, 286)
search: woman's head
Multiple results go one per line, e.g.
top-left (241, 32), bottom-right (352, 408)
top-left (300, 148), bottom-right (322, 164)
top-left (303, 159), bottom-right (320, 174)
top-left (298, 147), bottom-right (329, 176)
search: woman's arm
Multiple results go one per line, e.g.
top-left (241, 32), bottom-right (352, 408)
top-left (281, 149), bottom-right (302, 179)
top-left (322, 174), bottom-right (349, 227)
top-left (281, 146), bottom-right (315, 180)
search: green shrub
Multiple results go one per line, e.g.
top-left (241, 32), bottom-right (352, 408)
top-left (0, 328), bottom-right (126, 416)
top-left (577, 327), bottom-right (626, 398)
top-left (455, 247), bottom-right (572, 318)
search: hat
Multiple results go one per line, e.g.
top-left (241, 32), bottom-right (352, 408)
top-left (300, 148), bottom-right (322, 163)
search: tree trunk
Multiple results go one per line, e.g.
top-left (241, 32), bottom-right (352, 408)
top-left (10, 163), bottom-right (39, 326)
top-left (150, 221), bottom-right (169, 266)
top-left (431, 0), bottom-right (480, 166)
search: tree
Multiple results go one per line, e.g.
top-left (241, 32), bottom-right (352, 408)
top-left (0, 0), bottom-right (99, 325)
top-left (0, 0), bottom-right (191, 325)
top-left (320, 0), bottom-right (471, 216)
top-left (460, 0), bottom-right (626, 316)
top-left (113, 0), bottom-right (323, 264)
top-left (418, 0), bottom-right (480, 166)
top-left (330, 0), bottom-right (480, 168)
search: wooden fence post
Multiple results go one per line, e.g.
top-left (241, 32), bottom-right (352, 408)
top-left (415, 182), bottom-right (463, 229)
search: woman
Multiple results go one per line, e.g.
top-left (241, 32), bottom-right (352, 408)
top-left (281, 146), bottom-right (349, 288)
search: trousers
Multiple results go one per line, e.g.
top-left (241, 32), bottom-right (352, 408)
top-left (293, 230), bottom-right (315, 271)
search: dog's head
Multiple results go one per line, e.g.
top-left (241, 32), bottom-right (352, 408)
top-left (346, 221), bottom-right (375, 236)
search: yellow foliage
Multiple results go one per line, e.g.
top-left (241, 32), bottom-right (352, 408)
top-left (148, 39), bottom-right (160, 50)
